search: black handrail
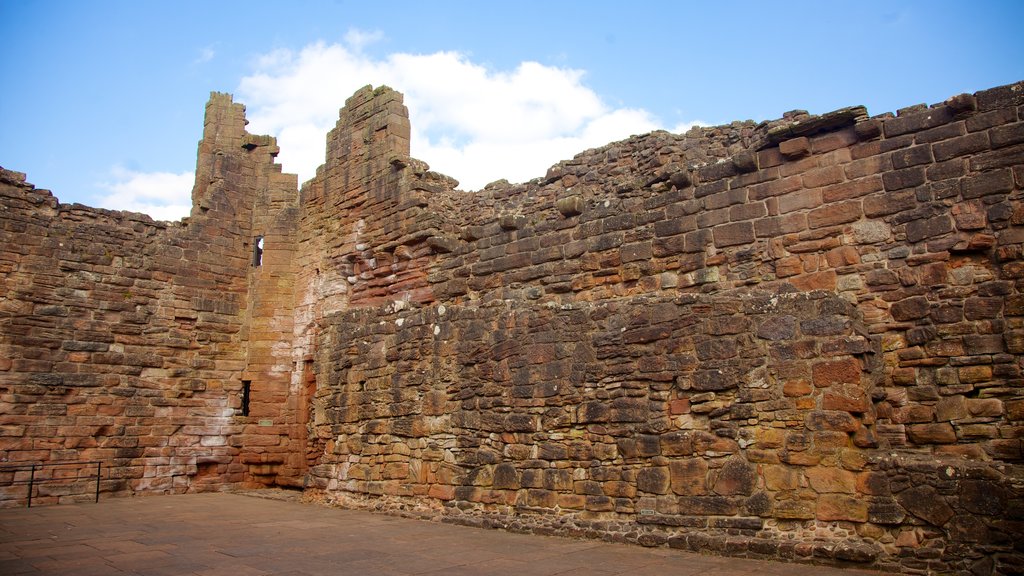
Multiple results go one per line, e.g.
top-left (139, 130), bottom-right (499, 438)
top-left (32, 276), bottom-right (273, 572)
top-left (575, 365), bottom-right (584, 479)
top-left (0, 461), bottom-right (102, 507)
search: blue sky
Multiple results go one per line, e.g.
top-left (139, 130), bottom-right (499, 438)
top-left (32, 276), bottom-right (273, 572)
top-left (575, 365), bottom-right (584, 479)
top-left (1, 0), bottom-right (1022, 220)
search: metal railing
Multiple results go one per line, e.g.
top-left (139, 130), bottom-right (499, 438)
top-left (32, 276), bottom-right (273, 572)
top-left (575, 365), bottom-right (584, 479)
top-left (0, 461), bottom-right (102, 507)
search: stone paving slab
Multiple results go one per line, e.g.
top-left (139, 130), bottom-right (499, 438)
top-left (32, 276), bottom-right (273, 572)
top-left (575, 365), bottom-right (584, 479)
top-left (0, 493), bottom-right (895, 576)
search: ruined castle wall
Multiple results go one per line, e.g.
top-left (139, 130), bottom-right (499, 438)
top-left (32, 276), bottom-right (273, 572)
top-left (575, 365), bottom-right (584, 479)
top-left (1, 79), bottom-right (1022, 573)
top-left (306, 83), bottom-right (1024, 574)
top-left (0, 93), bottom-right (300, 501)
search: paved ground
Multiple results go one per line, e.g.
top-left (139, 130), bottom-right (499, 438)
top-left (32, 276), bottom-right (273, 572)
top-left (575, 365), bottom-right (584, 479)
top-left (0, 492), bottom-right (893, 576)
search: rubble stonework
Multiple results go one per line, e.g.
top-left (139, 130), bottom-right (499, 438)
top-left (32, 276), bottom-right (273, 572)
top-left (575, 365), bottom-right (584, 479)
top-left (2, 82), bottom-right (1024, 574)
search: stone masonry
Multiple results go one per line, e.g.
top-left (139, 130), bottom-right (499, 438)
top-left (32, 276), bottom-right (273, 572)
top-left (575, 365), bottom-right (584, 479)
top-left (2, 81), bottom-right (1024, 574)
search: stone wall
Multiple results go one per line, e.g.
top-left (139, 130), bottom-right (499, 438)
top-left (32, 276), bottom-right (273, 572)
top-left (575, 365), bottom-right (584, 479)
top-left (2, 81), bottom-right (1023, 573)
top-left (0, 93), bottom-right (301, 500)
top-left (301, 83), bottom-right (1024, 575)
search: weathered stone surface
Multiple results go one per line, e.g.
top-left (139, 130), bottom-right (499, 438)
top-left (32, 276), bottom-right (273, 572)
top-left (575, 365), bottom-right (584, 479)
top-left (492, 463), bottom-right (520, 490)
top-left (833, 541), bottom-right (880, 563)
top-left (670, 458), bottom-right (708, 496)
top-left (897, 485), bottom-right (954, 526)
top-left (817, 493), bottom-right (869, 522)
top-left (555, 195), bottom-right (584, 217)
top-left (806, 467), bottom-right (857, 494)
top-left (906, 423), bottom-right (957, 444)
top-left (756, 315), bottom-right (797, 340)
top-left (959, 479), bottom-right (1010, 516)
top-left (636, 467), bottom-right (670, 495)
top-left (3, 81), bottom-right (1024, 574)
top-left (775, 499), bottom-right (815, 520)
top-left (867, 497), bottom-right (906, 525)
top-left (713, 457), bottom-right (757, 496)
top-left (890, 296), bottom-right (931, 321)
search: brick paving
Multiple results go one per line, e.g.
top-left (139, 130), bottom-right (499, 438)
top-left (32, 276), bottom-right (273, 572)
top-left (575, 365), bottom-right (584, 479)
top-left (0, 492), bottom-right (895, 576)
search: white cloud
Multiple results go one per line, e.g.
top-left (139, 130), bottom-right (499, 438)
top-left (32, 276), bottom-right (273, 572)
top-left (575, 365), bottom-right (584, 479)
top-left (237, 36), bottom-right (702, 190)
top-left (95, 166), bottom-right (193, 221)
top-left (343, 28), bottom-right (384, 52)
top-left (194, 46), bottom-right (215, 65)
top-left (102, 33), bottom-right (705, 219)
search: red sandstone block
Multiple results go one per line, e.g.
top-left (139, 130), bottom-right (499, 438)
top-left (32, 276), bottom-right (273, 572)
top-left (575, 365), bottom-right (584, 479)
top-left (777, 189), bottom-right (822, 214)
top-left (774, 256), bottom-right (803, 278)
top-left (757, 147), bottom-right (785, 169)
top-left (620, 242), bottom-right (653, 263)
top-left (810, 129), bottom-right (858, 154)
top-left (507, 237), bottom-right (540, 254)
top-left (958, 365), bottom-right (993, 384)
top-left (967, 398), bottom-right (1004, 417)
top-left (557, 493), bottom-right (586, 510)
top-left (748, 175), bottom-right (804, 200)
top-left (754, 213), bottom-right (806, 238)
top-left (863, 189), bottom-right (915, 218)
top-left (812, 358), bottom-right (862, 386)
top-left (807, 201), bottom-right (862, 229)
top-left (666, 199), bottom-right (701, 219)
top-left (881, 136), bottom-right (916, 156)
top-left (970, 143), bottom-right (1024, 172)
top-left (779, 155), bottom-right (819, 178)
top-left (230, 434), bottom-right (284, 447)
top-left (905, 215), bottom-right (953, 243)
top-left (12, 359), bottom-right (53, 372)
top-left (653, 218), bottom-right (693, 238)
top-left (883, 106), bottom-right (954, 137)
top-left (696, 161), bottom-right (740, 185)
top-left (844, 155), bottom-right (891, 179)
top-left (984, 439), bottom-right (1023, 460)
top-left (696, 207), bottom-right (729, 229)
top-left (816, 494), bottom-right (868, 522)
top-left (806, 466), bottom-right (857, 494)
top-left (850, 139), bottom-right (883, 161)
top-left (881, 166), bottom-right (925, 191)
top-left (926, 158), bottom-right (968, 182)
top-left (704, 188), bottom-right (747, 210)
top-left (532, 241), bottom-right (565, 262)
top-left (907, 423), bottom-right (957, 444)
top-left (729, 166), bottom-right (779, 190)
top-left (914, 121), bottom-right (966, 144)
top-left (729, 201), bottom-right (767, 222)
top-left (712, 222), bottom-right (754, 248)
top-left (1005, 399), bottom-right (1024, 421)
top-left (601, 213), bottom-right (636, 233)
top-left (890, 144), bottom-right (934, 169)
top-left (801, 166), bottom-right (844, 189)
top-left (962, 169), bottom-right (1014, 199)
top-left (818, 148), bottom-right (852, 168)
top-left (652, 235), bottom-right (687, 257)
top-left (780, 137), bottom-right (811, 158)
top-left (668, 398), bottom-right (691, 415)
top-left (783, 379), bottom-right (812, 397)
top-left (933, 131), bottom-right (990, 161)
top-left (789, 270), bottom-right (837, 291)
top-left (825, 246), bottom-right (860, 267)
top-left (966, 108), bottom-right (1016, 132)
top-left (821, 176), bottom-right (884, 203)
top-left (695, 178), bottom-right (728, 199)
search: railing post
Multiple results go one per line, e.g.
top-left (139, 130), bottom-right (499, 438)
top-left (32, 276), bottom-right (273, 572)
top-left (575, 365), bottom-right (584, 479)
top-left (27, 464), bottom-right (35, 508)
top-left (2, 461), bottom-right (107, 508)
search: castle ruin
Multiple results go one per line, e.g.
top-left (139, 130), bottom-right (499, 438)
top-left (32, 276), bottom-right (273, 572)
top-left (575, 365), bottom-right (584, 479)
top-left (2, 81), bottom-right (1023, 574)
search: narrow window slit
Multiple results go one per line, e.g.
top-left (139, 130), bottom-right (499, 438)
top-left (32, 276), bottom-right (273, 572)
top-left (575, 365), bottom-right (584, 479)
top-left (253, 236), bottom-right (264, 266)
top-left (240, 380), bottom-right (251, 416)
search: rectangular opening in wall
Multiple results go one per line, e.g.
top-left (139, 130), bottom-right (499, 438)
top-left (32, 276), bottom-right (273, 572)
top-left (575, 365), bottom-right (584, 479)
top-left (241, 380), bottom-right (251, 416)
top-left (252, 236), bottom-right (264, 266)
